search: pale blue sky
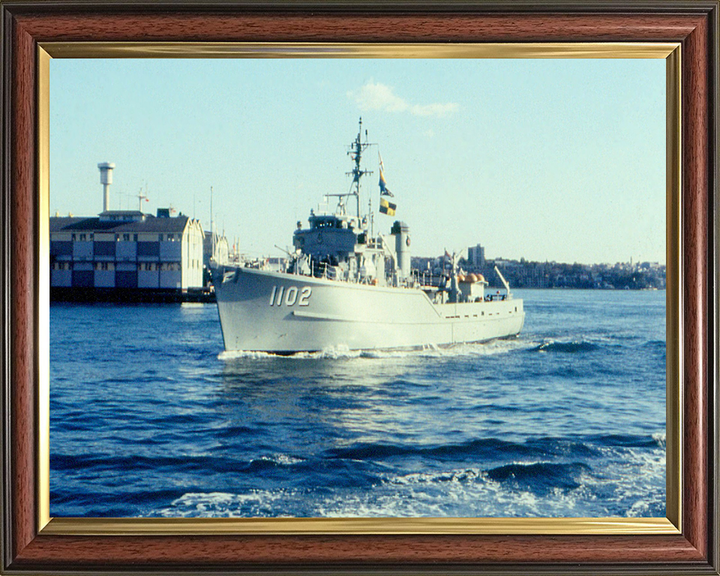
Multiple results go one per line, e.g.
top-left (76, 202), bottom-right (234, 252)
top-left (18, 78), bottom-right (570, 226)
top-left (50, 58), bottom-right (666, 264)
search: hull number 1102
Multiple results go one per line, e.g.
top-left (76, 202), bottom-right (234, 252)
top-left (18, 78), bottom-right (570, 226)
top-left (269, 285), bottom-right (312, 307)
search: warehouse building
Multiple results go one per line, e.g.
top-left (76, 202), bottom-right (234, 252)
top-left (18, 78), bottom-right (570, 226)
top-left (50, 163), bottom-right (207, 302)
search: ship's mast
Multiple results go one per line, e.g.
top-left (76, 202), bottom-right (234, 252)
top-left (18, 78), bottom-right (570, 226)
top-left (210, 186), bottom-right (215, 258)
top-left (346, 117), bottom-right (374, 222)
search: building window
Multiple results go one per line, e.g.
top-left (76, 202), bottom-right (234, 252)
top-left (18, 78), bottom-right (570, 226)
top-left (79, 233), bottom-right (86, 241)
top-left (133, 234), bottom-right (138, 241)
top-left (158, 234), bottom-right (163, 241)
top-left (122, 234), bottom-right (130, 241)
top-left (71, 234), bottom-right (76, 241)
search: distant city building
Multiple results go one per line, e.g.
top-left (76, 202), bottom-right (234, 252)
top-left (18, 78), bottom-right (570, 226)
top-left (493, 258), bottom-right (515, 268)
top-left (49, 163), bottom-right (206, 301)
top-left (468, 244), bottom-right (486, 269)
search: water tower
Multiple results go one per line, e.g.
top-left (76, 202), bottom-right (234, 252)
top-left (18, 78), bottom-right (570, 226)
top-left (98, 162), bottom-right (115, 212)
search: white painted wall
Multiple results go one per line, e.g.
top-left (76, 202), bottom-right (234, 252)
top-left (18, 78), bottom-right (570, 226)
top-left (181, 219), bottom-right (204, 289)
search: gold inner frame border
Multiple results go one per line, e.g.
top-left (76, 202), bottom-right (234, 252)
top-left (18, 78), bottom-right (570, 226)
top-left (36, 41), bottom-right (682, 537)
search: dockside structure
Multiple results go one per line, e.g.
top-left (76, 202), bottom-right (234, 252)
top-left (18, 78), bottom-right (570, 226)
top-left (50, 208), bottom-right (206, 302)
top-left (50, 162), bottom-right (212, 302)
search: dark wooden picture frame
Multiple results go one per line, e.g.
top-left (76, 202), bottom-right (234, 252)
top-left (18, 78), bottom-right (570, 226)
top-left (1, 2), bottom-right (718, 574)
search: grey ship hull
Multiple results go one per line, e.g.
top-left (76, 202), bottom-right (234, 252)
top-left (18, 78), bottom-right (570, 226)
top-left (214, 266), bottom-right (525, 353)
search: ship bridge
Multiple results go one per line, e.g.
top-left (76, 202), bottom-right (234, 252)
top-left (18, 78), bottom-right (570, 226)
top-left (293, 212), bottom-right (366, 262)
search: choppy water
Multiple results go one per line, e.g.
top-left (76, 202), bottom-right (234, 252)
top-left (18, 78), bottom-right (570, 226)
top-left (50, 289), bottom-right (666, 518)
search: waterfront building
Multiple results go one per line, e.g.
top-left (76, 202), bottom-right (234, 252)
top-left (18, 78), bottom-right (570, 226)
top-left (49, 163), bottom-right (206, 301)
top-left (203, 230), bottom-right (230, 269)
top-left (50, 209), bottom-right (205, 300)
top-left (202, 229), bottom-right (231, 287)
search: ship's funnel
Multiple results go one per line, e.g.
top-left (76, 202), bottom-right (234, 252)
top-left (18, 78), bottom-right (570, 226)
top-left (391, 220), bottom-right (411, 279)
top-left (98, 162), bottom-right (115, 212)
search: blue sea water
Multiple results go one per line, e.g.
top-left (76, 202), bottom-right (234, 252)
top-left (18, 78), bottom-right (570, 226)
top-left (50, 289), bottom-right (666, 518)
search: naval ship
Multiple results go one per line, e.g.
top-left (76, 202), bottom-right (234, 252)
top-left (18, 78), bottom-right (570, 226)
top-left (213, 120), bottom-right (524, 353)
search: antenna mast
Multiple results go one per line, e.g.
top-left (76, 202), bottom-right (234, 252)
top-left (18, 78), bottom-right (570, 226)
top-left (137, 186), bottom-right (148, 212)
top-left (346, 117), bottom-right (374, 220)
top-left (210, 186), bottom-right (215, 257)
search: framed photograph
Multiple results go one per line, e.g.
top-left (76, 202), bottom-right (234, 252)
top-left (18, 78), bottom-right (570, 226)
top-left (1, 1), bottom-right (717, 574)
